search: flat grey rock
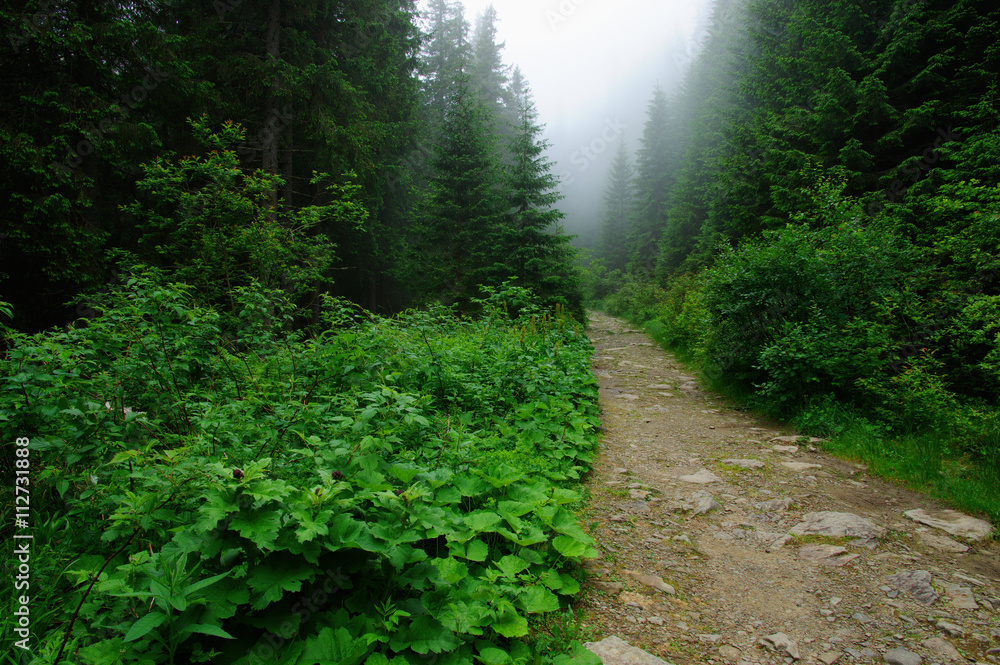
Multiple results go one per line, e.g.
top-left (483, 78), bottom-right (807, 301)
top-left (624, 570), bottom-right (676, 594)
top-left (789, 511), bottom-right (887, 543)
top-left (921, 637), bottom-right (962, 662)
top-left (884, 648), bottom-right (922, 665)
top-left (760, 633), bottom-right (800, 660)
top-left (584, 636), bottom-right (670, 665)
top-left (942, 582), bottom-right (978, 610)
top-left (782, 461), bottom-right (822, 472)
top-left (723, 458), bottom-right (766, 469)
top-left (937, 620), bottom-right (964, 637)
top-left (799, 544), bottom-right (859, 567)
top-left (689, 491), bottom-right (721, 515)
top-left (916, 531), bottom-right (969, 553)
top-left (904, 508), bottom-right (993, 541)
top-left (887, 570), bottom-right (939, 606)
top-left (755, 497), bottom-right (794, 512)
top-left (679, 469), bottom-right (722, 484)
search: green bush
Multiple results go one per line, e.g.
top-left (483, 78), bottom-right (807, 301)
top-left (0, 272), bottom-right (602, 665)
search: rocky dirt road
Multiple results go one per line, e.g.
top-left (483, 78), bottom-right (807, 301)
top-left (578, 312), bottom-right (1000, 665)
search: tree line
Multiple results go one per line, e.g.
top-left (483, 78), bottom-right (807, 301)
top-left (0, 0), bottom-right (582, 335)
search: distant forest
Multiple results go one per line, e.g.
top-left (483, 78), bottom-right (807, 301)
top-left (0, 0), bottom-right (582, 334)
top-left (592, 0), bottom-right (1000, 514)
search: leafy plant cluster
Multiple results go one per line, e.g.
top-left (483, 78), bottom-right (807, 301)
top-left (0, 272), bottom-right (602, 665)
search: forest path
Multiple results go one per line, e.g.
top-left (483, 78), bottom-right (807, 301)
top-left (577, 311), bottom-right (1000, 665)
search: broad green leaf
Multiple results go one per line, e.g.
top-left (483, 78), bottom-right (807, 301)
top-left (518, 586), bottom-right (560, 614)
top-left (465, 511), bottom-right (503, 532)
top-left (182, 570), bottom-right (232, 597)
top-left (123, 611), bottom-right (167, 642)
top-left (477, 647), bottom-right (512, 665)
top-left (296, 627), bottom-right (368, 665)
top-left (179, 623), bottom-right (235, 639)
top-left (248, 555), bottom-right (316, 610)
top-left (465, 540), bottom-right (489, 562)
top-left (433, 557), bottom-right (469, 585)
top-left (495, 555), bottom-right (529, 578)
top-left (452, 474), bottom-right (490, 497)
top-left (389, 614), bottom-right (458, 654)
top-left (551, 535), bottom-right (588, 558)
top-left (491, 607), bottom-right (528, 638)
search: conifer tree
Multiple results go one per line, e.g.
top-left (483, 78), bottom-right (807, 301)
top-left (417, 79), bottom-right (506, 305)
top-left (495, 72), bottom-right (583, 316)
top-left (598, 141), bottom-right (635, 273)
top-left (628, 86), bottom-right (681, 276)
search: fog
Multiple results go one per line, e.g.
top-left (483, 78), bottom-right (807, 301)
top-left (450, 0), bottom-right (716, 245)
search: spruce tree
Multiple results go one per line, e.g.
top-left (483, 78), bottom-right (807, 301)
top-left (598, 141), bottom-right (635, 274)
top-left (495, 72), bottom-right (583, 316)
top-left (418, 79), bottom-right (506, 305)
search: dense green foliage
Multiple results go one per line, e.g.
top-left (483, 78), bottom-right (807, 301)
top-left (589, 0), bottom-right (1000, 519)
top-left (0, 271), bottom-right (601, 664)
top-left (0, 0), bottom-right (583, 332)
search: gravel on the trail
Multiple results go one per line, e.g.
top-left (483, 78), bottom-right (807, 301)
top-left (578, 312), bottom-right (999, 665)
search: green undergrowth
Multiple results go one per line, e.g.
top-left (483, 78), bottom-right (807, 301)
top-left (0, 269), bottom-right (604, 665)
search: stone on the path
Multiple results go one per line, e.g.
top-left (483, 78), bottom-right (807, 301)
top-left (613, 467), bottom-right (630, 475)
top-left (625, 570), bottom-right (676, 595)
top-left (584, 636), bottom-right (670, 665)
top-left (782, 461), bottom-right (823, 472)
top-left (886, 570), bottom-right (939, 606)
top-left (620, 591), bottom-right (656, 611)
top-left (917, 531), bottom-right (969, 553)
top-left (852, 612), bottom-right (874, 624)
top-left (647, 616), bottom-right (664, 625)
top-left (942, 582), bottom-right (978, 610)
top-left (772, 445), bottom-right (800, 454)
top-left (789, 511), bottom-right (887, 543)
top-left (687, 491), bottom-right (721, 516)
top-left (772, 435), bottom-right (825, 444)
top-left (679, 469), bottom-right (722, 484)
top-left (921, 637), bottom-right (963, 662)
top-left (589, 580), bottom-right (624, 593)
top-left (952, 573), bottom-right (986, 587)
top-left (719, 645), bottom-right (742, 663)
top-left (629, 500), bottom-right (652, 513)
top-left (937, 620), bottom-right (964, 637)
top-left (630, 489), bottom-right (651, 500)
top-left (756, 497), bottom-right (794, 512)
top-left (766, 534), bottom-right (793, 552)
top-left (760, 633), bottom-right (800, 660)
top-left (723, 458), bottom-right (766, 469)
top-left (884, 647), bottom-right (922, 665)
top-left (819, 651), bottom-right (843, 665)
top-left (904, 508), bottom-right (993, 541)
top-left (647, 384), bottom-right (673, 390)
top-left (799, 544), bottom-right (860, 567)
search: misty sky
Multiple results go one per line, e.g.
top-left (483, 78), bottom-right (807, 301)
top-left (433, 0), bottom-right (716, 243)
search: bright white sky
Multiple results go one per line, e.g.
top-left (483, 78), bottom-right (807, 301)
top-left (418, 0), bottom-right (716, 237)
top-left (452, 0), bottom-right (710, 133)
